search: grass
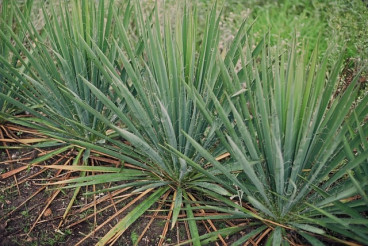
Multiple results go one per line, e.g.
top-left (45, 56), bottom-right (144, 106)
top-left (185, 0), bottom-right (368, 63)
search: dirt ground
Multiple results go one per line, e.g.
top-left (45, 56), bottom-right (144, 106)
top-left (0, 150), bottom-right (177, 245)
top-left (0, 126), bottom-right (245, 246)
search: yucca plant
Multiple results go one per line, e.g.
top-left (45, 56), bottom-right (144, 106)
top-left (0, 0), bottom-right (143, 237)
top-left (37, 2), bottom-right (266, 245)
top-left (0, 0), bottom-right (35, 128)
top-left (0, 0), bottom-right (131, 142)
top-left (0, 0), bottom-right (33, 116)
top-left (0, 0), bottom-right (53, 188)
top-left (176, 40), bottom-right (368, 244)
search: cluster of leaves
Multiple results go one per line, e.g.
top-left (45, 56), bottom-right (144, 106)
top-left (0, 0), bottom-right (367, 245)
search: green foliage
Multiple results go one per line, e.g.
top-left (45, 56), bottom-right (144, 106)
top-left (47, 2), bottom-right (251, 244)
top-left (130, 231), bottom-right (139, 245)
top-left (1, 1), bottom-right (249, 244)
top-left (327, 0), bottom-right (368, 60)
top-left (182, 39), bottom-right (368, 243)
top-left (0, 0), bottom-right (131, 142)
top-left (0, 0), bottom-right (367, 245)
top-left (0, 0), bottom-right (34, 118)
top-left (0, 2), bottom-right (140, 240)
top-left (252, 0), bottom-right (326, 55)
top-left (192, 0), bottom-right (368, 62)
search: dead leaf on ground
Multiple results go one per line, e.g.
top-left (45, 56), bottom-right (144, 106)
top-left (44, 208), bottom-right (52, 217)
top-left (26, 237), bottom-right (37, 242)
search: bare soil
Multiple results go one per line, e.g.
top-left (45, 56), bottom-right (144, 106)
top-left (0, 126), bottom-right (242, 246)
